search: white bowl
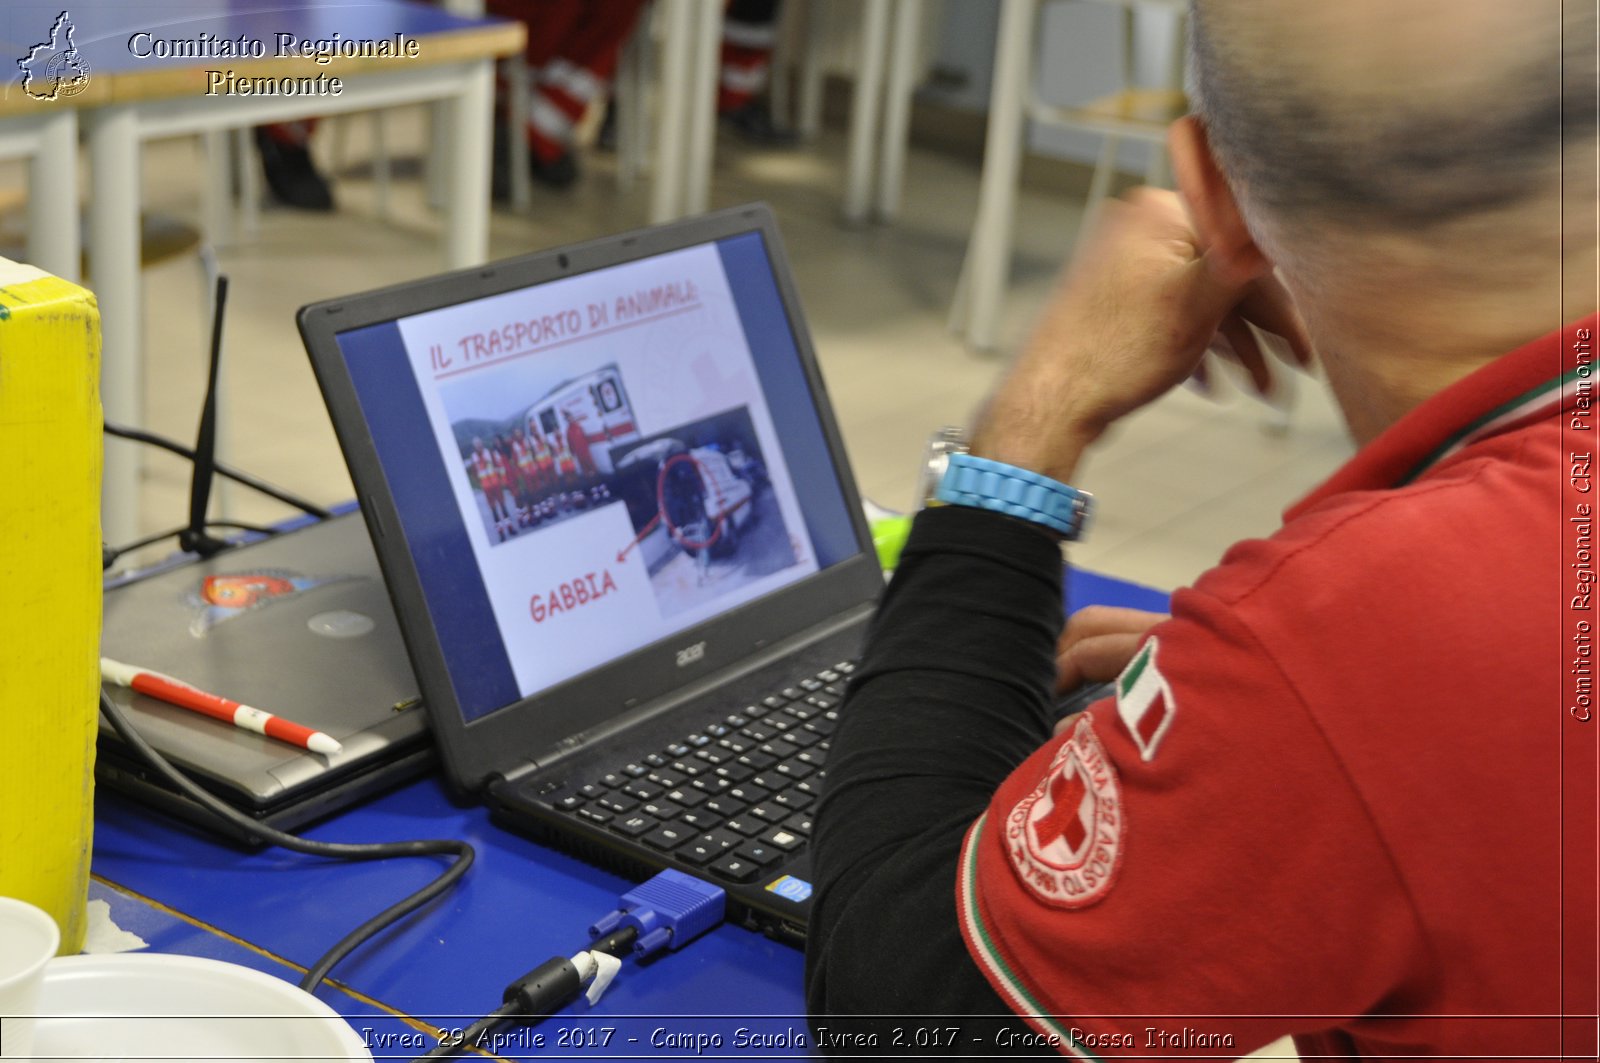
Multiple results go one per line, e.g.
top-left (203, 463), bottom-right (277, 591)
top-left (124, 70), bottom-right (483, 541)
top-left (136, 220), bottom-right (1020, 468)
top-left (34, 954), bottom-right (372, 1063)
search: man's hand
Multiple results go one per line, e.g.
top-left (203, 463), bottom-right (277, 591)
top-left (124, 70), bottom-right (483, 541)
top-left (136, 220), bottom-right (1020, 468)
top-left (968, 189), bottom-right (1311, 485)
top-left (1056, 605), bottom-right (1169, 692)
top-left (1054, 606), bottom-right (1169, 735)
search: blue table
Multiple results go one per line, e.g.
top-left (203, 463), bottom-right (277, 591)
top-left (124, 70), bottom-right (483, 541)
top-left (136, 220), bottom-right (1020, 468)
top-left (90, 564), bottom-right (1169, 1060)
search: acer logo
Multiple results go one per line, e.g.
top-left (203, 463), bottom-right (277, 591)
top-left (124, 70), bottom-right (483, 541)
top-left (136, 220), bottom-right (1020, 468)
top-left (676, 642), bottom-right (706, 667)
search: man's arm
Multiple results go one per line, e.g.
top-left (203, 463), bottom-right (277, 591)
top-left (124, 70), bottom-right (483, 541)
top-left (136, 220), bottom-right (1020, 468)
top-left (806, 504), bottom-right (1066, 1045)
top-left (807, 188), bottom-right (1309, 1042)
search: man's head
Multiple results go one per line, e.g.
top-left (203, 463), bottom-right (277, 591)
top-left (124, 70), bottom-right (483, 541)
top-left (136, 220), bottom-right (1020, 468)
top-left (1170, 1), bottom-right (1595, 437)
top-left (1180, 1), bottom-right (1592, 262)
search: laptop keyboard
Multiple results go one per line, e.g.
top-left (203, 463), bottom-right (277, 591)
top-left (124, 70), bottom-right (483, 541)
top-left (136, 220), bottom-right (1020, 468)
top-left (551, 661), bottom-right (855, 884)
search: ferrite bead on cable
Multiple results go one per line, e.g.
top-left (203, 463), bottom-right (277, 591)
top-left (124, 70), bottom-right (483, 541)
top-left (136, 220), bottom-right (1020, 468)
top-left (502, 957), bottom-right (581, 1014)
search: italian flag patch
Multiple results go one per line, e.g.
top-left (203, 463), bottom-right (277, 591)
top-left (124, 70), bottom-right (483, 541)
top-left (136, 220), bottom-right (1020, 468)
top-left (1116, 637), bottom-right (1174, 761)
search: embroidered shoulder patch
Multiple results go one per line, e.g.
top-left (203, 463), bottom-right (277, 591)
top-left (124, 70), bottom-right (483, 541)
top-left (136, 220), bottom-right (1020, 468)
top-left (1116, 637), bottom-right (1175, 761)
top-left (1004, 716), bottom-right (1123, 909)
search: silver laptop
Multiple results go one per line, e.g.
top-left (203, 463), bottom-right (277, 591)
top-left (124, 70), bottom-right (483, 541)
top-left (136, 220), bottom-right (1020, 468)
top-left (98, 512), bottom-right (432, 840)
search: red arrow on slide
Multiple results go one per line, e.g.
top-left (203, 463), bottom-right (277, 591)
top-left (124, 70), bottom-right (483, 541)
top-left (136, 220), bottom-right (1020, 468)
top-left (616, 512), bottom-right (662, 564)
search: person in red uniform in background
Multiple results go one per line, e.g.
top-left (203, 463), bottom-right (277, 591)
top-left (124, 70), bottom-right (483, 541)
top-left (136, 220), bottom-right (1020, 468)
top-left (563, 410), bottom-right (598, 480)
top-left (254, 1), bottom-right (653, 204)
top-left (531, 429), bottom-right (554, 496)
top-left (497, 0), bottom-right (795, 191)
top-left (506, 426), bottom-right (531, 520)
top-left (806, 1), bottom-right (1597, 1058)
top-left (535, 431), bottom-right (558, 494)
top-left (487, 0), bottom-right (649, 188)
top-left (256, 0), bottom-right (793, 208)
top-left (716, 0), bottom-right (795, 143)
top-left (555, 435), bottom-right (579, 489)
top-left (467, 437), bottom-right (509, 526)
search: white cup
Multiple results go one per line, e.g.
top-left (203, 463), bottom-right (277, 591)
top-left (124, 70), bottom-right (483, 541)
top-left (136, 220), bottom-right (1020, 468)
top-left (0, 897), bottom-right (60, 1061)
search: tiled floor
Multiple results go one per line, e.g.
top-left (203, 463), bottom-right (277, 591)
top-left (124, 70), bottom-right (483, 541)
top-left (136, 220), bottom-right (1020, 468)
top-left (19, 107), bottom-right (1328, 1060)
top-left (98, 108), bottom-right (1352, 597)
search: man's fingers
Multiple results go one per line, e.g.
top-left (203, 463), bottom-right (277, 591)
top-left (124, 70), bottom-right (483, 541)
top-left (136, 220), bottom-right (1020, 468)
top-left (1059, 606), bottom-right (1169, 650)
top-left (1236, 274), bottom-right (1315, 368)
top-left (1057, 607), bottom-right (1168, 692)
top-left (1219, 316), bottom-right (1273, 396)
top-left (1056, 632), bottom-right (1153, 692)
top-left (1181, 249), bottom-right (1260, 330)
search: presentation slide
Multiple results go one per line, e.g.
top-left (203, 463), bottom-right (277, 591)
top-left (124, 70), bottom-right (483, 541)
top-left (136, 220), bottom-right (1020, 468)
top-left (394, 244), bottom-right (819, 698)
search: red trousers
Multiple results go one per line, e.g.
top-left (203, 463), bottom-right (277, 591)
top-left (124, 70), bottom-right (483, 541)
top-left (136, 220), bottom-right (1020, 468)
top-left (488, 0), bottom-right (649, 160)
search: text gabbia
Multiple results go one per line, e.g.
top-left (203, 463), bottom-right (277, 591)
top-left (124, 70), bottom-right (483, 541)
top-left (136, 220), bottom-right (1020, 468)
top-left (530, 570), bottom-right (619, 624)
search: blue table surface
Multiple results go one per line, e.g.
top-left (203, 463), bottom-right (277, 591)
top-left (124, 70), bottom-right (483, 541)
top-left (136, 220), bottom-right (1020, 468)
top-left (87, 879), bottom-right (421, 1054)
top-left (89, 564), bottom-right (1168, 1059)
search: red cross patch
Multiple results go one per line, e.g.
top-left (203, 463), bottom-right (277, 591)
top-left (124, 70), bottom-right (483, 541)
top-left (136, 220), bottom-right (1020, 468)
top-left (1004, 716), bottom-right (1124, 908)
top-left (1032, 758), bottom-right (1092, 859)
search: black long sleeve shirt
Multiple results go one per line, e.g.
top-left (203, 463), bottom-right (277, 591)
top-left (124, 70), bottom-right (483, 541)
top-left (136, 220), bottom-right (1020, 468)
top-left (805, 505), bottom-right (1066, 1054)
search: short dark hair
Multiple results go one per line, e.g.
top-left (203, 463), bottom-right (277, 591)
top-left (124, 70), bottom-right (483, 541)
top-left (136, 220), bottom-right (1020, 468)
top-left (1188, 3), bottom-right (1595, 230)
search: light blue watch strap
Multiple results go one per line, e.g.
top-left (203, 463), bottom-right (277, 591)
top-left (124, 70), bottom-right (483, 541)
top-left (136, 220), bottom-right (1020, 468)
top-left (934, 452), bottom-right (1093, 540)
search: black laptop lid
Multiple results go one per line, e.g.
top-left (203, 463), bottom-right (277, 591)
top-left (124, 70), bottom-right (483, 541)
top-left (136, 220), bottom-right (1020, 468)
top-left (301, 205), bottom-right (880, 791)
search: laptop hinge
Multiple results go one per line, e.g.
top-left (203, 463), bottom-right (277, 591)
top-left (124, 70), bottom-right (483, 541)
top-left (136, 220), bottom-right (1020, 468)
top-left (499, 602), bottom-right (873, 783)
top-left (494, 760), bottom-right (545, 788)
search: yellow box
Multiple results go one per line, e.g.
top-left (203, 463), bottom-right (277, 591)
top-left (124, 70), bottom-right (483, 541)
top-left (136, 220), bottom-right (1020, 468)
top-left (0, 258), bottom-right (102, 954)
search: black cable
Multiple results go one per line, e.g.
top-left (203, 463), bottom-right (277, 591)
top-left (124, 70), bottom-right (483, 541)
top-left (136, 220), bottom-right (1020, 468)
top-left (98, 689), bottom-right (474, 993)
top-left (104, 525), bottom-right (190, 566)
top-left (416, 927), bottom-right (640, 1061)
top-left (418, 1001), bottom-right (520, 1060)
top-left (205, 520), bottom-right (282, 537)
top-left (102, 521), bottom-right (284, 571)
top-left (104, 422), bottom-right (332, 520)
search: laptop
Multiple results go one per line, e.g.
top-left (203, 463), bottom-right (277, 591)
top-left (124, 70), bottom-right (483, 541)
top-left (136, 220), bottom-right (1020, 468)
top-left (299, 204), bottom-right (884, 942)
top-left (98, 512), bottom-right (434, 841)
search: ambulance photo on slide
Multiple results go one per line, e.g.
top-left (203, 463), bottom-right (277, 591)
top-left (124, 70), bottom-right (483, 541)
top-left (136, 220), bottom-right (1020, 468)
top-left (609, 406), bottom-right (799, 619)
top-left (444, 363), bottom-right (640, 545)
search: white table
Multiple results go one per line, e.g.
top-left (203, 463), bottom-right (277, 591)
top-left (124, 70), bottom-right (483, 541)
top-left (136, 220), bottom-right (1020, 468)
top-left (4, 2), bottom-right (522, 546)
top-left (0, 108), bottom-right (80, 283)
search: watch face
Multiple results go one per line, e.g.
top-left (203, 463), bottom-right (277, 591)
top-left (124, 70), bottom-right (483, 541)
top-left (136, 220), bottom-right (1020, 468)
top-left (918, 427), bottom-right (967, 509)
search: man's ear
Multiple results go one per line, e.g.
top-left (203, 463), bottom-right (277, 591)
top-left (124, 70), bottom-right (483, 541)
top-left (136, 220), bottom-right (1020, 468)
top-left (1168, 116), bottom-right (1270, 286)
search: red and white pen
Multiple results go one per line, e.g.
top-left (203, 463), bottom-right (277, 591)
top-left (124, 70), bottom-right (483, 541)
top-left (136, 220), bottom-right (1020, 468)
top-left (100, 657), bottom-right (343, 756)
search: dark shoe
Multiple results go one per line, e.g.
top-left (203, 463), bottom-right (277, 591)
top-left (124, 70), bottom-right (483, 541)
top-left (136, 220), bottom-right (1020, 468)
top-left (721, 102), bottom-right (798, 147)
top-left (530, 150), bottom-right (580, 189)
top-left (254, 128), bottom-right (334, 211)
top-left (492, 123), bottom-right (580, 196)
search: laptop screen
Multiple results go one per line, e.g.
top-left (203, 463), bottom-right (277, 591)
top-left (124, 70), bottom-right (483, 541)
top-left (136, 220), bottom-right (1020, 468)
top-left (330, 230), bottom-right (862, 724)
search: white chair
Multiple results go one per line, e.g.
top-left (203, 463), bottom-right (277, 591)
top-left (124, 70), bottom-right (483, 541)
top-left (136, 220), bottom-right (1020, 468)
top-left (774, 0), bottom-right (931, 224)
top-left (948, 0), bottom-right (1188, 352)
top-left (646, 0), bottom-right (723, 223)
top-left (840, 0), bottom-right (928, 224)
top-left (634, 0), bottom-right (933, 225)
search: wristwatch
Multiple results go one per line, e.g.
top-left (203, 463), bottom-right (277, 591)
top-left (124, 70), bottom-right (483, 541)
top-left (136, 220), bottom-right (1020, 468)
top-left (918, 427), bottom-right (1094, 541)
